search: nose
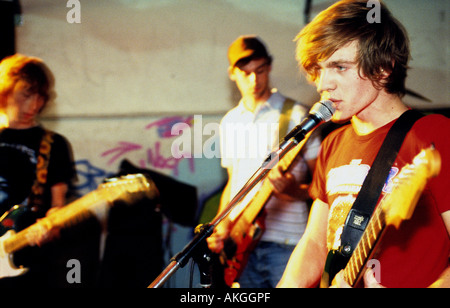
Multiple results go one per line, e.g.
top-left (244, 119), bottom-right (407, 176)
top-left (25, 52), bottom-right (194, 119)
top-left (316, 69), bottom-right (335, 95)
top-left (248, 72), bottom-right (257, 85)
top-left (29, 94), bottom-right (45, 113)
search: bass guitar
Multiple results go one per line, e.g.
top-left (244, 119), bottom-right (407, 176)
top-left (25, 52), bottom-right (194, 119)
top-left (0, 173), bottom-right (158, 279)
top-left (320, 147), bottom-right (441, 287)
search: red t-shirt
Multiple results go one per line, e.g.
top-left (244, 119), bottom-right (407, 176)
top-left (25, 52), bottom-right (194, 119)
top-left (310, 113), bottom-right (450, 287)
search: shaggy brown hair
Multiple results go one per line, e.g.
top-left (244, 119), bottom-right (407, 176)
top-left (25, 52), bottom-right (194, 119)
top-left (296, 0), bottom-right (410, 97)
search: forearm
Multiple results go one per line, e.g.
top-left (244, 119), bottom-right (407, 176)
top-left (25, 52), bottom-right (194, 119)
top-left (277, 236), bottom-right (327, 288)
top-left (207, 179), bottom-right (232, 253)
top-left (274, 183), bottom-right (310, 202)
top-left (50, 182), bottom-right (68, 208)
top-left (277, 199), bottom-right (329, 288)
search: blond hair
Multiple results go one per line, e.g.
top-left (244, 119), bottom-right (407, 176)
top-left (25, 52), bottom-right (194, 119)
top-left (0, 54), bottom-right (55, 110)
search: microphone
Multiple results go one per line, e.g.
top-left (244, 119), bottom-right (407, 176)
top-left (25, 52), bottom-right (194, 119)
top-left (281, 100), bottom-right (335, 144)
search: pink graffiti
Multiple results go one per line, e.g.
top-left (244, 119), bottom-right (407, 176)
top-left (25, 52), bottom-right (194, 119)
top-left (145, 116), bottom-right (193, 138)
top-left (101, 141), bottom-right (142, 165)
top-left (101, 116), bottom-right (196, 176)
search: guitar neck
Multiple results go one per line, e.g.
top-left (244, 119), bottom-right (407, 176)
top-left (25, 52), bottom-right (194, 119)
top-left (237, 136), bottom-right (308, 224)
top-left (3, 190), bottom-right (108, 254)
top-left (343, 205), bottom-right (386, 286)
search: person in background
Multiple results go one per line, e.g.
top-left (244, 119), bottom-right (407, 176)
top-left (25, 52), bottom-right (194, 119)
top-left (0, 54), bottom-right (78, 286)
top-left (207, 35), bottom-right (322, 288)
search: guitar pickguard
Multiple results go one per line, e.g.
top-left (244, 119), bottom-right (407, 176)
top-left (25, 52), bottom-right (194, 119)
top-left (0, 230), bottom-right (29, 278)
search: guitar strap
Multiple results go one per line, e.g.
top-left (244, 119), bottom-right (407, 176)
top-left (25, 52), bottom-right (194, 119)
top-left (28, 128), bottom-right (55, 212)
top-left (278, 97), bottom-right (295, 142)
top-left (338, 109), bottom-right (424, 257)
top-left (253, 97), bottom-right (295, 224)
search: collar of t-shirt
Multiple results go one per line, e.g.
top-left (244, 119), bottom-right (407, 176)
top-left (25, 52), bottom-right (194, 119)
top-left (237, 90), bottom-right (285, 121)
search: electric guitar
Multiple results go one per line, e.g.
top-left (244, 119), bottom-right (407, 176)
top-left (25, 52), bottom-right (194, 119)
top-left (221, 134), bottom-right (312, 287)
top-left (0, 173), bottom-right (159, 279)
top-left (320, 147), bottom-right (441, 288)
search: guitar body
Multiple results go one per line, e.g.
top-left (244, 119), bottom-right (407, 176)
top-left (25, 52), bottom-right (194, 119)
top-left (0, 205), bottom-right (40, 236)
top-left (218, 134), bottom-right (312, 287)
top-left (222, 215), bottom-right (265, 286)
top-left (0, 230), bottom-right (29, 278)
top-left (0, 205), bottom-right (41, 278)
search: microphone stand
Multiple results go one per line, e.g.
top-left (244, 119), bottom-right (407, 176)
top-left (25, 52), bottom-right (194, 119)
top-left (148, 126), bottom-right (312, 288)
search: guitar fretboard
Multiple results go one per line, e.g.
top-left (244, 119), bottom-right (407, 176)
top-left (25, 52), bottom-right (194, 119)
top-left (343, 205), bottom-right (386, 286)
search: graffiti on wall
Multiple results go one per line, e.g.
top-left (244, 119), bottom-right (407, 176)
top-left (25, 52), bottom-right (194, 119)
top-left (73, 116), bottom-right (198, 196)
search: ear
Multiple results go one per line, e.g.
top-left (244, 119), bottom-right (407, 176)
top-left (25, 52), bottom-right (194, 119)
top-left (380, 68), bottom-right (389, 78)
top-left (228, 66), bottom-right (236, 81)
top-left (379, 65), bottom-right (392, 79)
top-left (380, 59), bottom-right (395, 78)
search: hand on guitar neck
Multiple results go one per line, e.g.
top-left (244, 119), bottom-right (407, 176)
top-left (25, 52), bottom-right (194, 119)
top-left (206, 218), bottom-right (232, 254)
top-left (206, 163), bottom-right (302, 255)
top-left (29, 182), bottom-right (70, 247)
top-left (30, 206), bottom-right (63, 247)
top-left (268, 165), bottom-right (310, 202)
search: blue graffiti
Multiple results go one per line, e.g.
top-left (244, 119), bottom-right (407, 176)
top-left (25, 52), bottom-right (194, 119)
top-left (74, 159), bottom-right (115, 195)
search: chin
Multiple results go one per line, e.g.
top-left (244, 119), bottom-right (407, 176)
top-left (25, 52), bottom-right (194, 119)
top-left (332, 113), bottom-right (351, 124)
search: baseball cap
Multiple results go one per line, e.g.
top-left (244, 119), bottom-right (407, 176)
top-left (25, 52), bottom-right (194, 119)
top-left (227, 35), bottom-right (272, 68)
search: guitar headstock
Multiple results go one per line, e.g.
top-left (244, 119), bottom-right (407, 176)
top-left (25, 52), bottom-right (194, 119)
top-left (384, 147), bottom-right (441, 229)
top-left (412, 146), bottom-right (441, 178)
top-left (99, 173), bottom-right (159, 205)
